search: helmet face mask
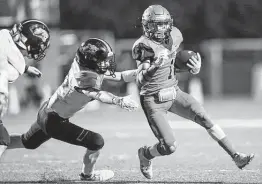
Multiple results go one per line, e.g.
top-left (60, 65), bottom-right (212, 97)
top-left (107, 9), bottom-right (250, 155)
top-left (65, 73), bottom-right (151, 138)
top-left (25, 39), bottom-right (50, 61)
top-left (96, 51), bottom-right (116, 76)
top-left (142, 5), bottom-right (173, 43)
top-left (76, 38), bottom-right (116, 76)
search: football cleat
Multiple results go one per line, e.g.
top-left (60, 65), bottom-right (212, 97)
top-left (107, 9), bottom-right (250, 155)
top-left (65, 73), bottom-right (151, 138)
top-left (233, 152), bottom-right (255, 169)
top-left (138, 146), bottom-right (153, 179)
top-left (79, 170), bottom-right (114, 181)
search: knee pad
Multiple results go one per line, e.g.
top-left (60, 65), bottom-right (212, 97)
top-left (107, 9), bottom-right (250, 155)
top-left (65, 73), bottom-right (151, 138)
top-left (157, 141), bottom-right (177, 156)
top-left (0, 122), bottom-right (10, 146)
top-left (84, 131), bottom-right (104, 151)
top-left (21, 133), bottom-right (42, 150)
top-left (21, 134), bottom-right (37, 149)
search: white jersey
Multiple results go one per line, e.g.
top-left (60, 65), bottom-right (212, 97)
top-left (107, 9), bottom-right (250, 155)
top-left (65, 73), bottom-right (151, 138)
top-left (47, 60), bottom-right (104, 119)
top-left (0, 29), bottom-right (26, 84)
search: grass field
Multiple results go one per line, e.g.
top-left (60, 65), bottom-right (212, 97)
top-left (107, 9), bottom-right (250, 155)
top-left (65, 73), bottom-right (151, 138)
top-left (0, 98), bottom-right (261, 184)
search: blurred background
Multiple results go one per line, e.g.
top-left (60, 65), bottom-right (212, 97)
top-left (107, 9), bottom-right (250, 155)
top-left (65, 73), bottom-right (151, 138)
top-left (2, 2), bottom-right (262, 182)
top-left (1, 0), bottom-right (262, 114)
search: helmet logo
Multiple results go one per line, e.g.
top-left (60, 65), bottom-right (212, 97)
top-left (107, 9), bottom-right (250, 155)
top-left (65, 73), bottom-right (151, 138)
top-left (29, 25), bottom-right (49, 42)
top-left (80, 43), bottom-right (99, 55)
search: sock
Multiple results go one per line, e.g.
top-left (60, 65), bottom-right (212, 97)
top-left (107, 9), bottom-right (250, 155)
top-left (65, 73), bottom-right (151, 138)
top-left (144, 147), bottom-right (154, 160)
top-left (218, 137), bottom-right (237, 158)
top-left (144, 143), bottom-right (162, 160)
top-left (82, 149), bottom-right (99, 175)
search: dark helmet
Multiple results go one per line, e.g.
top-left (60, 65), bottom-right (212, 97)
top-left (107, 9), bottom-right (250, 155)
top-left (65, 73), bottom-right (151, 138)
top-left (11, 19), bottom-right (50, 61)
top-left (76, 38), bottom-right (116, 76)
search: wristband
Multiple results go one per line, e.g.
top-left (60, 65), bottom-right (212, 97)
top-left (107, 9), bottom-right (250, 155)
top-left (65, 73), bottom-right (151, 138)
top-left (24, 65), bottom-right (29, 73)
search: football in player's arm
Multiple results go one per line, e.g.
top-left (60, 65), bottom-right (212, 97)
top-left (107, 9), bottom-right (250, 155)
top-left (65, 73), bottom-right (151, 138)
top-left (7, 38), bottom-right (138, 182)
top-left (0, 19), bottom-right (50, 158)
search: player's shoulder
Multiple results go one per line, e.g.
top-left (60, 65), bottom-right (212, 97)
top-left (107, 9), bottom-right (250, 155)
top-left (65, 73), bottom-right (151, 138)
top-left (132, 36), bottom-right (149, 50)
top-left (0, 29), bottom-right (11, 61)
top-left (0, 29), bottom-right (11, 48)
top-left (71, 61), bottom-right (103, 90)
top-left (0, 29), bottom-right (10, 37)
top-left (132, 36), bottom-right (155, 61)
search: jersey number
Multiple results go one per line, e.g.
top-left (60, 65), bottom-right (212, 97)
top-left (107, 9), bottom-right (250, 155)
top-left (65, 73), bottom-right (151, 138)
top-left (168, 59), bottom-right (174, 79)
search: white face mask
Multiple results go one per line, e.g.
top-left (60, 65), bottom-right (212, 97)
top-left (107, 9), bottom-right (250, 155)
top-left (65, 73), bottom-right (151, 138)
top-left (154, 22), bottom-right (171, 39)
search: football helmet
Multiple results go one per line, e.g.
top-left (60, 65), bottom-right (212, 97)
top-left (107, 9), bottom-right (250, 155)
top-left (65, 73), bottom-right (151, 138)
top-left (10, 19), bottom-right (50, 61)
top-left (142, 5), bottom-right (173, 42)
top-left (76, 38), bottom-right (116, 76)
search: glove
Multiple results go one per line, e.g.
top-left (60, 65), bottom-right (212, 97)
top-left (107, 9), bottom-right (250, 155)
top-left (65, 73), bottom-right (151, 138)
top-left (187, 52), bottom-right (201, 74)
top-left (113, 96), bottom-right (139, 111)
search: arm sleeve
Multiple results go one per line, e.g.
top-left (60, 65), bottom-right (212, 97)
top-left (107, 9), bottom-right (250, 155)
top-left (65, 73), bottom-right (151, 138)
top-left (121, 69), bottom-right (137, 82)
top-left (132, 41), bottom-right (159, 85)
top-left (76, 87), bottom-right (120, 105)
top-left (132, 42), bottom-right (155, 63)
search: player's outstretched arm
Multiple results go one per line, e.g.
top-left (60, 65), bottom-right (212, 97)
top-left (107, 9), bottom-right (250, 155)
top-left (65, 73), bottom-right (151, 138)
top-left (104, 69), bottom-right (137, 83)
top-left (76, 88), bottom-right (139, 111)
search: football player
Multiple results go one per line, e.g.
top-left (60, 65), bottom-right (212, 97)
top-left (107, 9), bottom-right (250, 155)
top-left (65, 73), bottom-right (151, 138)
top-left (7, 38), bottom-right (139, 181)
top-left (132, 5), bottom-right (254, 179)
top-left (0, 19), bottom-right (50, 159)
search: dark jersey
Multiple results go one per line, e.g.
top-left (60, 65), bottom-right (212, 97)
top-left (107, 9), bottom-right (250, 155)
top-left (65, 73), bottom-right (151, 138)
top-left (132, 26), bottom-right (183, 95)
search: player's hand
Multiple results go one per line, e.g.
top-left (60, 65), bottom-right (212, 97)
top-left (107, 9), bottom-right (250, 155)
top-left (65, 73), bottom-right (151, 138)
top-left (114, 96), bottom-right (139, 111)
top-left (26, 66), bottom-right (42, 78)
top-left (187, 52), bottom-right (201, 74)
top-left (152, 50), bottom-right (169, 68)
top-left (0, 93), bottom-right (8, 118)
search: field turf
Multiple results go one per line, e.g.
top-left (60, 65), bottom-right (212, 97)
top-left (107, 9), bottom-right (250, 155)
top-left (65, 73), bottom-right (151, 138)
top-left (0, 98), bottom-right (261, 184)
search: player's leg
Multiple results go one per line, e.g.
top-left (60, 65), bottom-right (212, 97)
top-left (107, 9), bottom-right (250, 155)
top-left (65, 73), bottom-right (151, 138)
top-left (8, 102), bottom-right (51, 150)
top-left (139, 95), bottom-right (175, 179)
top-left (8, 121), bottom-right (51, 150)
top-left (0, 120), bottom-right (10, 159)
top-left (44, 113), bottom-right (113, 181)
top-left (141, 96), bottom-right (177, 158)
top-left (0, 89), bottom-right (9, 159)
top-left (169, 88), bottom-right (254, 169)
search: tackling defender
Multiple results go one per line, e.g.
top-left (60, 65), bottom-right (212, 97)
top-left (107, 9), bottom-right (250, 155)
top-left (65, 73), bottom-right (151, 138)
top-left (0, 19), bottom-right (50, 158)
top-left (132, 5), bottom-right (254, 179)
top-left (7, 38), bottom-right (138, 181)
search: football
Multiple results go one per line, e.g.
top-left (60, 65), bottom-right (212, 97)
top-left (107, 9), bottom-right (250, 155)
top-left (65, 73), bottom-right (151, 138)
top-left (175, 50), bottom-right (197, 70)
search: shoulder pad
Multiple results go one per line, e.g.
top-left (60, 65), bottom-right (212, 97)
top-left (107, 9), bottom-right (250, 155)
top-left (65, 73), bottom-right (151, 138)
top-left (132, 38), bottom-right (155, 62)
top-left (170, 26), bottom-right (183, 46)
